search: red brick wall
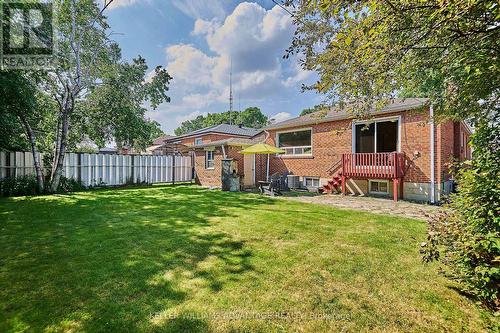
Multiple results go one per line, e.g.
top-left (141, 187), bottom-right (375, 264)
top-left (193, 145), bottom-right (245, 187)
top-left (264, 109), bottom-right (438, 184)
top-left (436, 121), bottom-right (455, 184)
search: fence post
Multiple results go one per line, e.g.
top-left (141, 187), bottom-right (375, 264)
top-left (77, 153), bottom-right (82, 183)
top-left (130, 155), bottom-right (135, 184)
top-left (172, 154), bottom-right (176, 185)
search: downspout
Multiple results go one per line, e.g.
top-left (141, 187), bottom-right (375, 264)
top-left (430, 104), bottom-right (436, 204)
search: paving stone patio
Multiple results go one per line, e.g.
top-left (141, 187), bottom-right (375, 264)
top-left (280, 193), bottom-right (443, 220)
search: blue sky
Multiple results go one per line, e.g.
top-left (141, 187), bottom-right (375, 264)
top-left (105, 0), bottom-right (322, 135)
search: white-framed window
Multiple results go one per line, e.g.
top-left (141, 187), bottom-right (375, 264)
top-left (353, 116), bottom-right (401, 153)
top-left (277, 128), bottom-right (312, 156)
top-left (369, 180), bottom-right (389, 194)
top-left (195, 137), bottom-right (203, 145)
top-left (205, 151), bottom-right (214, 169)
top-left (304, 177), bottom-right (320, 187)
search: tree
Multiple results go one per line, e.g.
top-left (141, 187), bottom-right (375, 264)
top-left (300, 104), bottom-right (325, 116)
top-left (0, 72), bottom-right (49, 192)
top-left (174, 107), bottom-right (268, 135)
top-left (36, 0), bottom-right (171, 191)
top-left (79, 58), bottom-right (170, 150)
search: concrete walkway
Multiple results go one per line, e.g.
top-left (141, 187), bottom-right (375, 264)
top-left (281, 193), bottom-right (442, 220)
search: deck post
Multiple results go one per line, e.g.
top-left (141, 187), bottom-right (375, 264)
top-left (393, 178), bottom-right (399, 202)
top-left (399, 178), bottom-right (404, 200)
top-left (341, 175), bottom-right (346, 195)
top-left (341, 154), bottom-right (346, 195)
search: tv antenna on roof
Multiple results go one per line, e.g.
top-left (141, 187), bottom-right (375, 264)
top-left (229, 59), bottom-right (233, 125)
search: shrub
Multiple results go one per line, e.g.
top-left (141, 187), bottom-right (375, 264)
top-left (0, 175), bottom-right (86, 197)
top-left (423, 121), bottom-right (500, 310)
top-left (0, 175), bottom-right (40, 197)
top-left (56, 176), bottom-right (86, 193)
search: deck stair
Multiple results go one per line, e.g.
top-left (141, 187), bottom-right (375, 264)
top-left (321, 173), bottom-right (342, 194)
top-left (320, 152), bottom-right (407, 201)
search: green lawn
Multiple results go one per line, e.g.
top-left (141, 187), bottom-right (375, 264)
top-left (0, 185), bottom-right (495, 332)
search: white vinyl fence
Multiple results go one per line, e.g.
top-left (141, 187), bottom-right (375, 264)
top-left (0, 151), bottom-right (193, 186)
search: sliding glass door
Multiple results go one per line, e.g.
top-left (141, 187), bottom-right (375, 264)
top-left (354, 119), bottom-right (399, 153)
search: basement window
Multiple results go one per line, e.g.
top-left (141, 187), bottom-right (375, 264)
top-left (369, 180), bottom-right (389, 194)
top-left (304, 177), bottom-right (320, 187)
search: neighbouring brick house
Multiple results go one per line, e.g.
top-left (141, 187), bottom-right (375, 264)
top-left (161, 124), bottom-right (263, 187)
top-left (260, 98), bottom-right (472, 202)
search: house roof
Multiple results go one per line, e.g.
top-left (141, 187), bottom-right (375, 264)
top-left (265, 98), bottom-right (430, 130)
top-left (168, 124), bottom-right (262, 141)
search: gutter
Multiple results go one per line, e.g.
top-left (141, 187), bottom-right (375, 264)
top-left (430, 104), bottom-right (436, 204)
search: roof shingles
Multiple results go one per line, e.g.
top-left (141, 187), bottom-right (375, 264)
top-left (265, 98), bottom-right (429, 130)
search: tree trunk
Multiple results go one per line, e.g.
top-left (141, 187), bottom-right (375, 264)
top-left (18, 115), bottom-right (44, 193)
top-left (50, 110), bottom-right (70, 192)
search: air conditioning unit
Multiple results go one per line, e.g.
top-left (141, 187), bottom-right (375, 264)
top-left (287, 175), bottom-right (301, 189)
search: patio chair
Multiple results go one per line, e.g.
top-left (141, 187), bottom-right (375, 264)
top-left (258, 179), bottom-right (282, 196)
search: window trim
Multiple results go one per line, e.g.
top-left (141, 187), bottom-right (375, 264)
top-left (205, 150), bottom-right (215, 169)
top-left (368, 179), bottom-right (389, 195)
top-left (304, 177), bottom-right (320, 188)
top-left (352, 116), bottom-right (401, 153)
top-left (195, 137), bottom-right (203, 145)
top-left (276, 127), bottom-right (313, 157)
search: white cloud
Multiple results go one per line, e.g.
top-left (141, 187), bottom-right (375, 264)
top-left (165, 44), bottom-right (217, 87)
top-left (171, 0), bottom-right (226, 20)
top-left (192, 19), bottom-right (220, 36)
top-left (176, 110), bottom-right (208, 124)
top-left (154, 3), bottom-right (315, 134)
top-left (164, 3), bottom-right (298, 107)
top-left (270, 112), bottom-right (292, 123)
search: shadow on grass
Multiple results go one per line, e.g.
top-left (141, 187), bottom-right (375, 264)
top-left (0, 185), bottom-right (273, 332)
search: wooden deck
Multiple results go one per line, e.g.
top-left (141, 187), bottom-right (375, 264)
top-left (341, 152), bottom-right (406, 201)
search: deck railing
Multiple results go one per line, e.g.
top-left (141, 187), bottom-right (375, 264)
top-left (342, 152), bottom-right (406, 179)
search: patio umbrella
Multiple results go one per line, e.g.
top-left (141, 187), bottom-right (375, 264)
top-left (239, 143), bottom-right (285, 181)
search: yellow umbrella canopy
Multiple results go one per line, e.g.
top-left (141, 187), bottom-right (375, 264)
top-left (239, 143), bottom-right (285, 155)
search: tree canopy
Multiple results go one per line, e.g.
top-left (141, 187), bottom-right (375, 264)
top-left (300, 104), bottom-right (326, 116)
top-left (174, 107), bottom-right (268, 135)
top-left (286, 0), bottom-right (499, 122)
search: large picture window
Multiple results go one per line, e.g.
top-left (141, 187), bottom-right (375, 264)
top-left (277, 129), bottom-right (312, 156)
top-left (354, 119), bottom-right (399, 153)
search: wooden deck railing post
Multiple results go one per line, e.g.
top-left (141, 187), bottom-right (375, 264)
top-left (341, 154), bottom-right (346, 195)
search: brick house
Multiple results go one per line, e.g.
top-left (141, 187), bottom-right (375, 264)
top-left (155, 98), bottom-right (471, 203)
top-left (260, 98), bottom-right (472, 202)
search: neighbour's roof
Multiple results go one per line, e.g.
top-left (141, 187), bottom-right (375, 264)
top-left (168, 124), bottom-right (262, 141)
top-left (190, 137), bottom-right (259, 149)
top-left (265, 98), bottom-right (430, 130)
top-left (145, 144), bottom-right (162, 152)
top-left (99, 147), bottom-right (118, 152)
top-left (152, 134), bottom-right (175, 145)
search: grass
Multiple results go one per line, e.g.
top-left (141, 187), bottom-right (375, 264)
top-left (0, 184), bottom-right (496, 332)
